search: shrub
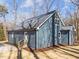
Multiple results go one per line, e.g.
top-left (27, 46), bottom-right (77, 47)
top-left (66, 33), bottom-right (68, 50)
top-left (0, 24), bottom-right (6, 41)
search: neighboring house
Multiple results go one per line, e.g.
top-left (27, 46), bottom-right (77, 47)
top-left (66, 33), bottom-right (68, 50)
top-left (8, 10), bottom-right (74, 49)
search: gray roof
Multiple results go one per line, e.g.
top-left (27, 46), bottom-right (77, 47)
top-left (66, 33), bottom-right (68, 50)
top-left (22, 10), bottom-right (56, 29)
top-left (9, 10), bottom-right (63, 31)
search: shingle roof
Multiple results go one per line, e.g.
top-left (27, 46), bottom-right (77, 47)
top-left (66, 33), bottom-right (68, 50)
top-left (22, 10), bottom-right (56, 29)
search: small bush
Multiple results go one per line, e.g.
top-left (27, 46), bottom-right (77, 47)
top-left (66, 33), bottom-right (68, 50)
top-left (0, 25), bottom-right (6, 41)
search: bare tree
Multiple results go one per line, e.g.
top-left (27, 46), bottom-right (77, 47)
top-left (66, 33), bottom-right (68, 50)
top-left (43, 0), bottom-right (54, 13)
top-left (71, 0), bottom-right (79, 6)
top-left (13, 0), bottom-right (18, 29)
top-left (70, 0), bottom-right (79, 41)
top-left (0, 5), bottom-right (8, 41)
top-left (32, 0), bottom-right (37, 17)
top-left (0, 5), bottom-right (8, 22)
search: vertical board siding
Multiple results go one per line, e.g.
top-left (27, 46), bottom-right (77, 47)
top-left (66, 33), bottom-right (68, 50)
top-left (15, 33), bottom-right (24, 44)
top-left (8, 32), bottom-right (24, 44)
top-left (8, 32), bottom-right (14, 44)
top-left (27, 32), bottom-right (36, 49)
top-left (54, 24), bottom-right (58, 45)
top-left (54, 14), bottom-right (60, 45)
top-left (36, 17), bottom-right (53, 49)
top-left (54, 24), bottom-right (60, 45)
top-left (60, 26), bottom-right (74, 45)
top-left (60, 30), bottom-right (69, 45)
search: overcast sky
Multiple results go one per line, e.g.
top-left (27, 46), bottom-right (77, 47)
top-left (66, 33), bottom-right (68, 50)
top-left (0, 0), bottom-right (76, 23)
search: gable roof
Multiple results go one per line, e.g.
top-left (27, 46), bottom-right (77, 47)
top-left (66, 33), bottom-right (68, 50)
top-left (8, 10), bottom-right (65, 31)
top-left (22, 10), bottom-right (56, 30)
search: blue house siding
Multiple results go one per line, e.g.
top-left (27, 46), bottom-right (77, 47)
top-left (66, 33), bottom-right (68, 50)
top-left (52, 13), bottom-right (60, 46)
top-left (60, 30), bottom-right (69, 45)
top-left (54, 24), bottom-right (59, 45)
top-left (60, 26), bottom-right (74, 45)
top-left (36, 17), bottom-right (53, 49)
top-left (27, 31), bottom-right (36, 49)
top-left (8, 31), bottom-right (24, 44)
top-left (8, 32), bottom-right (14, 44)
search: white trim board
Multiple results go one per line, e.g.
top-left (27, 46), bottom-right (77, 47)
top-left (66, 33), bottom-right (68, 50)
top-left (36, 12), bottom-right (55, 30)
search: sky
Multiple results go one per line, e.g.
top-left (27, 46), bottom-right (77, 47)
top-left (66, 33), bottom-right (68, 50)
top-left (0, 0), bottom-right (76, 23)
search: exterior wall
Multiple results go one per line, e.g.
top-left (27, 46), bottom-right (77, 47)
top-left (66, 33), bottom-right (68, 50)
top-left (60, 26), bottom-right (74, 45)
top-left (8, 31), bottom-right (36, 49)
top-left (36, 17), bottom-right (53, 49)
top-left (54, 18), bottom-right (60, 45)
top-left (54, 24), bottom-right (60, 45)
top-left (26, 31), bottom-right (36, 49)
top-left (8, 31), bottom-right (24, 44)
top-left (36, 14), bottom-right (61, 49)
top-left (60, 30), bottom-right (69, 45)
top-left (8, 32), bottom-right (14, 44)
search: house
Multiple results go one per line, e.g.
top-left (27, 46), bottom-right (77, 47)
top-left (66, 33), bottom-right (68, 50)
top-left (8, 10), bottom-right (74, 50)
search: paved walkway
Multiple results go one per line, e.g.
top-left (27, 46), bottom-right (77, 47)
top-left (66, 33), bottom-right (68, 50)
top-left (0, 43), bottom-right (79, 59)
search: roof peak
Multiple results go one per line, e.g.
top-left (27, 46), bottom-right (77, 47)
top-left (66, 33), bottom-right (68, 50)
top-left (24, 10), bottom-right (56, 21)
